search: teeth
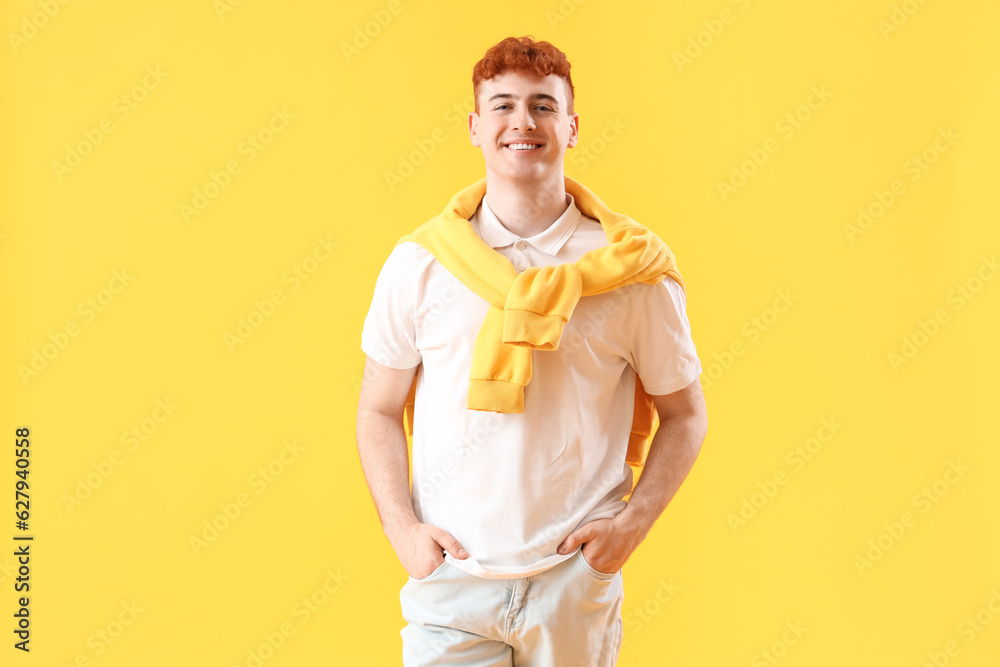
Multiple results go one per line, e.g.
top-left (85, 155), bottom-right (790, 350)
top-left (507, 143), bottom-right (540, 150)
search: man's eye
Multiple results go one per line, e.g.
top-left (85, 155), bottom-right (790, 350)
top-left (495, 104), bottom-right (552, 111)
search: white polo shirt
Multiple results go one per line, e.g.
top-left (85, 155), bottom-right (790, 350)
top-left (361, 190), bottom-right (702, 578)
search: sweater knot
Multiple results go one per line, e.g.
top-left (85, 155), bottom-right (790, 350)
top-left (503, 264), bottom-right (583, 351)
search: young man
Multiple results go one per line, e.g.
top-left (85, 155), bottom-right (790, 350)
top-left (357, 36), bottom-right (707, 666)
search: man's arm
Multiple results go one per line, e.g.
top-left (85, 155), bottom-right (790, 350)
top-left (556, 377), bottom-right (708, 572)
top-left (356, 356), bottom-right (468, 579)
top-left (617, 378), bottom-right (708, 535)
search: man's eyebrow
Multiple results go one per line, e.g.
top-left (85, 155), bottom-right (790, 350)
top-left (487, 92), bottom-right (560, 105)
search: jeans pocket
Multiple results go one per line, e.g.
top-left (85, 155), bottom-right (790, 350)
top-left (408, 558), bottom-right (450, 583)
top-left (576, 549), bottom-right (619, 581)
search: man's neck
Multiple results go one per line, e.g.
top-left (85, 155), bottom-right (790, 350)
top-left (483, 170), bottom-right (569, 239)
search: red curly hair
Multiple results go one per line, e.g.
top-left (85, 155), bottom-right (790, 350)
top-left (472, 35), bottom-right (575, 115)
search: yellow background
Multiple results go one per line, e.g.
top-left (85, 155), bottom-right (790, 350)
top-left (2, 0), bottom-right (999, 664)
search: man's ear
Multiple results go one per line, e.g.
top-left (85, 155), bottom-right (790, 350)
top-left (468, 112), bottom-right (480, 147)
top-left (567, 113), bottom-right (580, 148)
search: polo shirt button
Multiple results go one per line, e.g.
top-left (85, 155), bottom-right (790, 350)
top-left (517, 263), bottom-right (526, 271)
top-left (515, 240), bottom-right (526, 250)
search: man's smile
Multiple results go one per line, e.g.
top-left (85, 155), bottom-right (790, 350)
top-left (505, 142), bottom-right (543, 151)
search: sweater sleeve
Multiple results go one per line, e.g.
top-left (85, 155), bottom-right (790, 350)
top-left (361, 244), bottom-right (422, 369)
top-left (625, 276), bottom-right (702, 395)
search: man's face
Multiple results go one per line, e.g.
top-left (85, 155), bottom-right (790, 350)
top-left (469, 71), bottom-right (579, 184)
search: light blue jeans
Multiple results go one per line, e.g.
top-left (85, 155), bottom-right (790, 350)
top-left (400, 547), bottom-right (624, 666)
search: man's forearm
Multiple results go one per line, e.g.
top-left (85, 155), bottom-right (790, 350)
top-left (356, 410), bottom-right (418, 537)
top-left (616, 410), bottom-right (707, 536)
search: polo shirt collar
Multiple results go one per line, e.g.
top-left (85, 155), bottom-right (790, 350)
top-left (478, 191), bottom-right (582, 256)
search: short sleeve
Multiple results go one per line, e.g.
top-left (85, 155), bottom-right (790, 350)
top-left (626, 276), bottom-right (702, 395)
top-left (360, 244), bottom-right (422, 369)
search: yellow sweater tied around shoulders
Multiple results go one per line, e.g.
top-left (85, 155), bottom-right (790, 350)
top-left (395, 175), bottom-right (685, 484)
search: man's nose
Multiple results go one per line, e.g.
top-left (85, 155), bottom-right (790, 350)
top-left (512, 106), bottom-right (535, 131)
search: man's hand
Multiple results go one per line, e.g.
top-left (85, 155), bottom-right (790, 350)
top-left (357, 357), bottom-right (472, 580)
top-left (555, 513), bottom-right (648, 575)
top-left (387, 520), bottom-right (470, 580)
top-left (556, 379), bottom-right (708, 575)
